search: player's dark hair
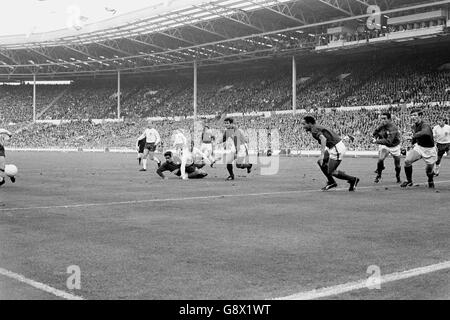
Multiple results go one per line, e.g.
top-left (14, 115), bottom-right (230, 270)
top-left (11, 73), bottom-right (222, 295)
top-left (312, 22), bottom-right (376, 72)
top-left (381, 112), bottom-right (391, 119)
top-left (410, 109), bottom-right (423, 116)
top-left (303, 116), bottom-right (316, 125)
top-left (224, 117), bottom-right (234, 124)
top-left (444, 118), bottom-right (449, 125)
top-left (164, 151), bottom-right (172, 157)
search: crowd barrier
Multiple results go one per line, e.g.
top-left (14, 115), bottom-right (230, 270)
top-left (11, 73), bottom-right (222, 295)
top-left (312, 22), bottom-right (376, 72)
top-left (6, 147), bottom-right (381, 158)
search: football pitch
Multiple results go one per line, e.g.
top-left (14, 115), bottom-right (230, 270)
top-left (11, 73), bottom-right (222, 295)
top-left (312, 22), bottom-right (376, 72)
top-left (0, 151), bottom-right (449, 300)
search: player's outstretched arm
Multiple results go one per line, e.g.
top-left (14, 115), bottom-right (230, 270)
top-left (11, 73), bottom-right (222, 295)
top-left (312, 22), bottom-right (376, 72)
top-left (372, 126), bottom-right (382, 138)
top-left (156, 164), bottom-right (169, 179)
top-left (376, 127), bottom-right (399, 146)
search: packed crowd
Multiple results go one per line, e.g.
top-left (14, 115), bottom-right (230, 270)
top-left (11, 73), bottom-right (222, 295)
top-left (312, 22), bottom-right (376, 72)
top-left (1, 48), bottom-right (449, 123)
top-left (4, 104), bottom-right (449, 152)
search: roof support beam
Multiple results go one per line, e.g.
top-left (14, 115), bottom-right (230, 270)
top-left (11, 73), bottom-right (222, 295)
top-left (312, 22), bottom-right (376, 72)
top-left (0, 50), bottom-right (21, 65)
top-left (247, 0), bottom-right (308, 25)
top-left (318, 0), bottom-right (354, 16)
top-left (353, 0), bottom-right (371, 5)
top-left (195, 2), bottom-right (265, 33)
top-left (168, 12), bottom-right (230, 40)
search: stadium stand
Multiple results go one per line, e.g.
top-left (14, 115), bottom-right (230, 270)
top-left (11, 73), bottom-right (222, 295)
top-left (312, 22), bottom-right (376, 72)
top-left (2, 48), bottom-right (450, 123)
top-left (5, 104), bottom-right (450, 152)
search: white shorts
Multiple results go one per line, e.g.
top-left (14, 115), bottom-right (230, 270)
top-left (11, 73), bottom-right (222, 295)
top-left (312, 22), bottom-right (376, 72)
top-left (223, 144), bottom-right (248, 164)
top-left (411, 144), bottom-right (437, 165)
top-left (201, 143), bottom-right (213, 155)
top-left (379, 144), bottom-right (401, 157)
top-left (326, 141), bottom-right (346, 161)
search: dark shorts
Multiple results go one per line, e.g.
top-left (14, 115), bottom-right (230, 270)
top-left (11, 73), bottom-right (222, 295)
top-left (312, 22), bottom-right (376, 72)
top-left (138, 138), bottom-right (146, 154)
top-left (0, 143), bottom-right (5, 157)
top-left (185, 164), bottom-right (196, 174)
top-left (437, 143), bottom-right (450, 155)
top-left (145, 142), bottom-right (156, 152)
top-left (194, 162), bottom-right (205, 169)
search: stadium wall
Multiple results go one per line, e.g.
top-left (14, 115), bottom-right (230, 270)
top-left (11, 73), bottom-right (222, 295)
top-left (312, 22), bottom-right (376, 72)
top-left (4, 147), bottom-right (380, 158)
top-left (30, 101), bottom-right (450, 125)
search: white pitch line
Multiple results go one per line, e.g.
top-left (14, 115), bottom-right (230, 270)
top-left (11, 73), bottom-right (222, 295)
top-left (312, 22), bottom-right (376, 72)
top-left (1, 180), bottom-right (449, 212)
top-left (275, 261), bottom-right (450, 300)
top-left (0, 267), bottom-right (84, 300)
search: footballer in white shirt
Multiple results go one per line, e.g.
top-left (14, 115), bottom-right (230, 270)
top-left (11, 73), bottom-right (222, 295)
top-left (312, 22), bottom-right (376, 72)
top-left (433, 118), bottom-right (450, 176)
top-left (136, 125), bottom-right (162, 171)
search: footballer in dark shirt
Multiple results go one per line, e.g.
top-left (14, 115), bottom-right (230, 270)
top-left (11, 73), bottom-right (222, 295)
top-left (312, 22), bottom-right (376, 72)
top-left (221, 117), bottom-right (252, 181)
top-left (157, 151), bottom-right (207, 180)
top-left (302, 116), bottom-right (360, 191)
top-left (372, 112), bottom-right (402, 183)
top-left (401, 109), bottom-right (437, 188)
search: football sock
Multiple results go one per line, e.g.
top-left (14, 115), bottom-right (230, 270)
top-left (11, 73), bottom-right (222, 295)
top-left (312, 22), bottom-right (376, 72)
top-left (377, 160), bottom-right (384, 176)
top-left (394, 157), bottom-right (401, 177)
top-left (395, 167), bottom-right (401, 178)
top-left (227, 164), bottom-right (234, 177)
top-left (404, 166), bottom-right (413, 182)
top-left (426, 165), bottom-right (434, 182)
top-left (142, 159), bottom-right (147, 170)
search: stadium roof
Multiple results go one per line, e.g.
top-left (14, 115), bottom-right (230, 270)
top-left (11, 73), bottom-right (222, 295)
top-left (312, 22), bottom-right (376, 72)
top-left (0, 0), bottom-right (449, 80)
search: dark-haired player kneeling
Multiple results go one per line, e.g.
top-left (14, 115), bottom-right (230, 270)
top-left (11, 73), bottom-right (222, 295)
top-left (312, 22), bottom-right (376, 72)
top-left (157, 151), bottom-right (207, 180)
top-left (302, 116), bottom-right (360, 191)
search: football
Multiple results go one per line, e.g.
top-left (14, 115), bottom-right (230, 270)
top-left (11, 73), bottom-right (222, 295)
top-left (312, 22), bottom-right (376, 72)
top-left (5, 164), bottom-right (18, 177)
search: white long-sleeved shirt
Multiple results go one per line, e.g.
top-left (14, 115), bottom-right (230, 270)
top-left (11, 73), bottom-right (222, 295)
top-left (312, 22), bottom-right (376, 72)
top-left (137, 128), bottom-right (161, 146)
top-left (433, 124), bottom-right (450, 144)
top-left (179, 147), bottom-right (209, 179)
top-left (172, 130), bottom-right (187, 149)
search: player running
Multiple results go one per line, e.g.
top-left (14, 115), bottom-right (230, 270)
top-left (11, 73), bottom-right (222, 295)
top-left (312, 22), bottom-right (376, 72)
top-left (372, 112), bottom-right (402, 183)
top-left (401, 109), bottom-right (437, 188)
top-left (0, 128), bottom-right (14, 186)
top-left (200, 125), bottom-right (216, 167)
top-left (136, 124), bottom-right (162, 171)
top-left (302, 116), bottom-right (360, 191)
top-left (221, 117), bottom-right (252, 181)
top-left (432, 118), bottom-right (450, 176)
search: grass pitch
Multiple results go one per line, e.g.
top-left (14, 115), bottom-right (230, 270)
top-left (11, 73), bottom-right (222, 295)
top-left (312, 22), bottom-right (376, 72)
top-left (0, 152), bottom-right (449, 299)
